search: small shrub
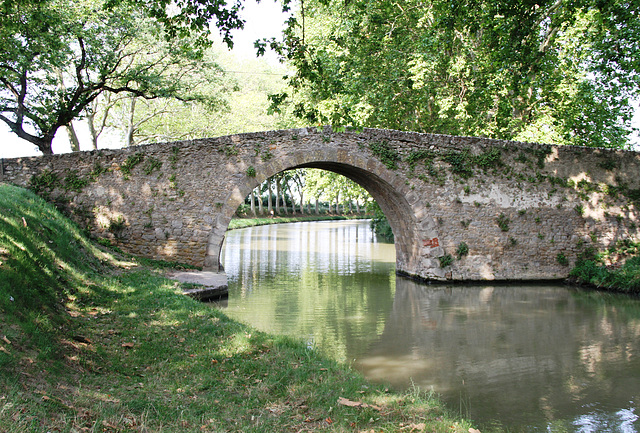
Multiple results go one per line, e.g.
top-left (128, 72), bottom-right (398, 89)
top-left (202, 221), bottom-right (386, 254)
top-left (439, 254), bottom-right (453, 268)
top-left (108, 215), bottom-right (126, 233)
top-left (496, 213), bottom-right (510, 232)
top-left (556, 252), bottom-right (569, 266)
top-left (246, 166), bottom-right (257, 177)
top-left (456, 242), bottom-right (469, 259)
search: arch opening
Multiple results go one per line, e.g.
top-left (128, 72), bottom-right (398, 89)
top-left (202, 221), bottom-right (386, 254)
top-left (204, 159), bottom-right (429, 279)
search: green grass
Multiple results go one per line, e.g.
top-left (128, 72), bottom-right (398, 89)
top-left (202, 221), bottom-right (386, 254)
top-left (0, 183), bottom-right (477, 432)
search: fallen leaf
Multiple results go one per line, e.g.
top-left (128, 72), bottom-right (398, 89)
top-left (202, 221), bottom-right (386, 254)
top-left (122, 342), bottom-right (134, 348)
top-left (1, 336), bottom-right (10, 345)
top-left (337, 397), bottom-right (381, 411)
top-left (469, 429), bottom-right (482, 433)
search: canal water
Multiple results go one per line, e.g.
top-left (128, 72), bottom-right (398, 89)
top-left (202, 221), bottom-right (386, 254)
top-left (219, 219), bottom-right (640, 432)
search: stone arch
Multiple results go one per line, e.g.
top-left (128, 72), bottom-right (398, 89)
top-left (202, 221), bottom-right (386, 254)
top-left (203, 147), bottom-right (442, 278)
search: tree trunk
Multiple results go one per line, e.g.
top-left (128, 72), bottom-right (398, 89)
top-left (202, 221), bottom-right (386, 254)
top-left (250, 189), bottom-right (256, 217)
top-left (281, 185), bottom-right (288, 215)
top-left (267, 179), bottom-right (273, 216)
top-left (65, 122), bottom-right (81, 152)
top-left (315, 198), bottom-right (319, 215)
top-left (86, 110), bottom-right (99, 150)
top-left (258, 189), bottom-right (264, 215)
top-left (125, 97), bottom-right (136, 147)
top-left (275, 180), bottom-right (281, 214)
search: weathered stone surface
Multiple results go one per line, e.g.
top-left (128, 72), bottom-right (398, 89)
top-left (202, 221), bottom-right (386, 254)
top-left (2, 127), bottom-right (639, 281)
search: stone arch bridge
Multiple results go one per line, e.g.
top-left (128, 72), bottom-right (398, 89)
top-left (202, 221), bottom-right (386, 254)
top-left (2, 127), bottom-right (639, 281)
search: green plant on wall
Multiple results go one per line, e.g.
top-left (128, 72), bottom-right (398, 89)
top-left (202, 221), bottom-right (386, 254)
top-left (143, 157), bottom-right (163, 175)
top-left (169, 146), bottom-right (180, 169)
top-left (90, 161), bottom-right (108, 180)
top-left (369, 141), bottom-right (401, 170)
top-left (556, 252), bottom-right (569, 266)
top-left (456, 242), bottom-right (469, 259)
top-left (496, 213), bottom-right (510, 232)
top-left (63, 170), bottom-right (89, 192)
top-left (246, 166), bottom-right (256, 177)
top-left (28, 169), bottom-right (58, 194)
top-left (439, 254), bottom-right (453, 268)
top-left (120, 153), bottom-right (145, 177)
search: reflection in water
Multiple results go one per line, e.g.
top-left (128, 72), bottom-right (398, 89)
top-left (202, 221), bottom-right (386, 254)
top-left (363, 280), bottom-right (640, 431)
top-left (220, 220), bottom-right (397, 362)
top-left (220, 220), bottom-right (640, 432)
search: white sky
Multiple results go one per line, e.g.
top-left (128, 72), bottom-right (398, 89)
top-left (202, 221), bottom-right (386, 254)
top-left (0, 1), bottom-right (638, 158)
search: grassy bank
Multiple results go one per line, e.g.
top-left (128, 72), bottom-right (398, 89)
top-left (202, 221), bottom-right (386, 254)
top-left (0, 183), bottom-right (477, 432)
top-left (228, 214), bottom-right (369, 230)
top-left (569, 241), bottom-right (640, 294)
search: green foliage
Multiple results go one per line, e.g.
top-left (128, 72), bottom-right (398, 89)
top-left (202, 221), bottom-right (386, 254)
top-left (557, 253), bottom-right (569, 266)
top-left (120, 153), bottom-right (145, 176)
top-left (406, 150), bottom-right (437, 171)
top-left (1, 0), bottom-right (242, 154)
top-left (570, 256), bottom-right (640, 293)
top-left (456, 242), bottom-right (469, 259)
top-left (368, 141), bottom-right (401, 170)
top-left (438, 254), bottom-right (453, 268)
top-left (63, 170), bottom-right (89, 192)
top-left (143, 157), bottom-right (163, 175)
top-left (368, 201), bottom-right (394, 241)
top-left (169, 146), bottom-right (180, 168)
top-left (89, 162), bottom-right (108, 180)
top-left (107, 215), bottom-right (126, 234)
top-left (475, 148), bottom-right (503, 170)
top-left (266, 0), bottom-right (640, 149)
top-left (246, 166), bottom-right (257, 177)
top-left (28, 169), bottom-right (59, 194)
top-left (442, 149), bottom-right (473, 179)
top-left (496, 213), bottom-right (510, 232)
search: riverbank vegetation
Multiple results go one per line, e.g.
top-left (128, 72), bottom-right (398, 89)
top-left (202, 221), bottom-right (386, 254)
top-left (569, 240), bottom-right (640, 294)
top-left (0, 183), bottom-right (478, 432)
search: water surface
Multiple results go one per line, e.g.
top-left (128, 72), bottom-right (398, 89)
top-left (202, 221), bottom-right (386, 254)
top-left (220, 220), bottom-right (640, 432)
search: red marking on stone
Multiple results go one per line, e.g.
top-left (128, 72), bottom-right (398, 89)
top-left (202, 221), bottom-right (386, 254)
top-left (423, 237), bottom-right (439, 248)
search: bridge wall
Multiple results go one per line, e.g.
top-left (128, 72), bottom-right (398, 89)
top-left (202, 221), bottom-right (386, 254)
top-left (2, 127), bottom-right (639, 281)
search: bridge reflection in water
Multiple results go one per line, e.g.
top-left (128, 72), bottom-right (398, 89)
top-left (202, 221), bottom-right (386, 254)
top-left (220, 220), bottom-right (640, 432)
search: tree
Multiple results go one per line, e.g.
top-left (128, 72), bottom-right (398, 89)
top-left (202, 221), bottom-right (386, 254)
top-left (264, 0), bottom-right (640, 149)
top-left (0, 0), bottom-right (244, 154)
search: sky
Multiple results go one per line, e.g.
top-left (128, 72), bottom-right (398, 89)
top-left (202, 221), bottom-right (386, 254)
top-left (1, 2), bottom-right (639, 158)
